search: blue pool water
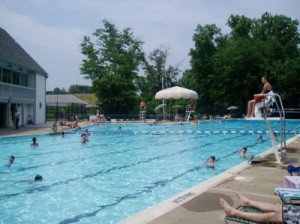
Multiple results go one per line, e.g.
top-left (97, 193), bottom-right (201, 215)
top-left (1, 120), bottom-right (300, 224)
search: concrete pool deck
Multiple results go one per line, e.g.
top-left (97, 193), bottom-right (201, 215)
top-left (1, 123), bottom-right (300, 224)
top-left (0, 121), bottom-right (92, 138)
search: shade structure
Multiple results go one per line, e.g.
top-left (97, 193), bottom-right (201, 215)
top-left (154, 104), bottom-right (166, 111)
top-left (227, 106), bottom-right (238, 110)
top-left (155, 86), bottom-right (198, 100)
top-left (172, 105), bottom-right (184, 109)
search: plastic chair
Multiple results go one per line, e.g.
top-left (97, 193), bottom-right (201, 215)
top-left (254, 91), bottom-right (275, 118)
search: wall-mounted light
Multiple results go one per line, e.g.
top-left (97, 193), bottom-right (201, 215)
top-left (8, 97), bottom-right (12, 103)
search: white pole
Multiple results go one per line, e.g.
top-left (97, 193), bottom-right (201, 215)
top-left (162, 76), bottom-right (165, 119)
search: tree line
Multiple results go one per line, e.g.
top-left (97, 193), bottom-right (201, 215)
top-left (80, 12), bottom-right (300, 115)
top-left (47, 85), bottom-right (93, 94)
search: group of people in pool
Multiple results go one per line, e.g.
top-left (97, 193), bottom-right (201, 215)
top-left (2, 137), bottom-right (43, 183)
top-left (204, 133), bottom-right (269, 168)
top-left (4, 154), bottom-right (42, 184)
top-left (205, 147), bottom-right (248, 168)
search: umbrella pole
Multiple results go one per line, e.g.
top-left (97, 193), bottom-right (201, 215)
top-left (162, 99), bottom-right (165, 119)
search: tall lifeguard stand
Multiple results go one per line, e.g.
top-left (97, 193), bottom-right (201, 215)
top-left (139, 101), bottom-right (146, 122)
top-left (185, 101), bottom-right (196, 121)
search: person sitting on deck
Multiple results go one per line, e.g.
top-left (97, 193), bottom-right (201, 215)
top-left (220, 191), bottom-right (300, 224)
top-left (223, 114), bottom-right (232, 119)
top-left (66, 119), bottom-right (80, 129)
top-left (60, 119), bottom-right (67, 126)
top-left (51, 120), bottom-right (58, 132)
top-left (175, 114), bottom-right (183, 122)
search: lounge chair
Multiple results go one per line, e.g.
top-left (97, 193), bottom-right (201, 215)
top-left (274, 187), bottom-right (300, 204)
top-left (224, 206), bottom-right (274, 224)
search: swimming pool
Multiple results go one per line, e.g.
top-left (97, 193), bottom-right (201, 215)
top-left (1, 120), bottom-right (299, 224)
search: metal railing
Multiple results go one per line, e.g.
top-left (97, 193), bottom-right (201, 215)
top-left (261, 93), bottom-right (286, 162)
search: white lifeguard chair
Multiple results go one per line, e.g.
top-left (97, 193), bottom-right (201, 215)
top-left (254, 90), bottom-right (275, 118)
top-left (139, 101), bottom-right (146, 123)
top-left (246, 92), bottom-right (287, 163)
top-left (185, 101), bottom-right (196, 122)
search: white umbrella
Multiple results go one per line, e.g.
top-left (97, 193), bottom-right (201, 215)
top-left (155, 86), bottom-right (198, 100)
top-left (85, 104), bottom-right (98, 109)
top-left (227, 106), bottom-right (238, 110)
top-left (172, 105), bottom-right (184, 109)
top-left (154, 104), bottom-right (166, 111)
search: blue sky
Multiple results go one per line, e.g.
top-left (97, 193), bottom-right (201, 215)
top-left (0, 0), bottom-right (299, 91)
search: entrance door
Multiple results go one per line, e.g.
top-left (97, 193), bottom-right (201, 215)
top-left (0, 103), bottom-right (8, 127)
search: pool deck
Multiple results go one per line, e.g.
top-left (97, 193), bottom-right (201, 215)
top-left (1, 123), bottom-right (300, 224)
top-left (0, 121), bottom-right (91, 138)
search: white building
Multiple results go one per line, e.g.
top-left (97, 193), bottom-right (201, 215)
top-left (0, 27), bottom-right (48, 127)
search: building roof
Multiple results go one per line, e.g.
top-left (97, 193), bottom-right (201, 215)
top-left (46, 94), bottom-right (88, 107)
top-left (0, 27), bottom-right (48, 77)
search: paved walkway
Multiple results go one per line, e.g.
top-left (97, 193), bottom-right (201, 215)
top-left (0, 121), bottom-right (91, 137)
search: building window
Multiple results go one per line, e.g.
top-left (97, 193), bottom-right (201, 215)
top-left (2, 68), bottom-right (11, 83)
top-left (39, 102), bottom-right (42, 109)
top-left (21, 74), bottom-right (28, 86)
top-left (12, 71), bottom-right (21, 85)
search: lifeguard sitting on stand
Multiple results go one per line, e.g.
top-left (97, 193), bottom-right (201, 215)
top-left (188, 100), bottom-right (196, 111)
top-left (140, 101), bottom-right (146, 111)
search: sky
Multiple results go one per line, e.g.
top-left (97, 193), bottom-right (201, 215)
top-left (0, 0), bottom-right (299, 91)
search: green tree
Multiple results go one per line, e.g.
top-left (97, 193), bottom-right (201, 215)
top-left (137, 46), bottom-right (179, 103)
top-left (181, 13), bottom-right (300, 115)
top-left (47, 87), bottom-right (68, 94)
top-left (182, 24), bottom-right (221, 113)
top-left (80, 20), bottom-right (145, 114)
top-left (252, 12), bottom-right (300, 107)
top-left (69, 85), bottom-right (93, 94)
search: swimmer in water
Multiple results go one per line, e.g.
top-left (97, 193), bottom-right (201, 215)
top-left (6, 155), bottom-right (15, 168)
top-left (205, 156), bottom-right (216, 168)
top-left (30, 137), bottom-right (39, 146)
top-left (238, 147), bottom-right (247, 157)
top-left (28, 175), bottom-right (43, 184)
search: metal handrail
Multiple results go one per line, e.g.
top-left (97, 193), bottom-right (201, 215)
top-left (260, 93), bottom-right (286, 162)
